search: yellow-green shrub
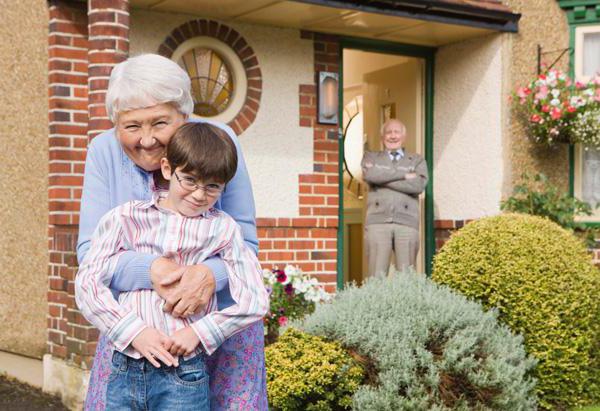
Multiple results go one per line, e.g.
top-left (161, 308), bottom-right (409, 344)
top-left (265, 328), bottom-right (364, 411)
top-left (432, 213), bottom-right (600, 410)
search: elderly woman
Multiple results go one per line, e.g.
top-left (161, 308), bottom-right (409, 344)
top-left (78, 54), bottom-right (267, 410)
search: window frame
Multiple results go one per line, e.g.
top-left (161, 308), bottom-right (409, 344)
top-left (573, 24), bottom-right (600, 223)
top-left (172, 36), bottom-right (248, 124)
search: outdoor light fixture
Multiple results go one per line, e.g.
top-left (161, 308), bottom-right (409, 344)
top-left (318, 71), bottom-right (339, 124)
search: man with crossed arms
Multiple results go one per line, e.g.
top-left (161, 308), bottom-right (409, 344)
top-left (361, 119), bottom-right (429, 278)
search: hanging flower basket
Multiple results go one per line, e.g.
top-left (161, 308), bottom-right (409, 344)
top-left (513, 69), bottom-right (600, 148)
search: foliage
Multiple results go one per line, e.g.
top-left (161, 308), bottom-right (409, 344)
top-left (500, 173), bottom-right (597, 246)
top-left (265, 328), bottom-right (365, 411)
top-left (300, 272), bottom-right (537, 411)
top-left (262, 265), bottom-right (331, 344)
top-left (513, 69), bottom-right (600, 147)
top-left (432, 213), bottom-right (600, 410)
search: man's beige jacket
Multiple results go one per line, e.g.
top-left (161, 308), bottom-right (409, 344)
top-left (361, 150), bottom-right (429, 229)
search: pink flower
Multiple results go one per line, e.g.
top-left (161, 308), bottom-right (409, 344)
top-left (539, 74), bottom-right (547, 80)
top-left (541, 105), bottom-right (550, 113)
top-left (595, 88), bottom-right (600, 102)
top-left (535, 85), bottom-right (549, 100)
top-left (576, 81), bottom-right (586, 90)
top-left (550, 107), bottom-right (562, 120)
top-left (517, 87), bottom-right (532, 98)
top-left (567, 106), bottom-right (576, 113)
top-left (278, 316), bottom-right (288, 327)
top-left (530, 114), bottom-right (541, 123)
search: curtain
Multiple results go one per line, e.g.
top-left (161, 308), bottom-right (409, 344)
top-left (583, 32), bottom-right (600, 78)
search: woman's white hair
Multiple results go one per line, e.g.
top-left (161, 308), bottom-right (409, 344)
top-left (105, 53), bottom-right (194, 121)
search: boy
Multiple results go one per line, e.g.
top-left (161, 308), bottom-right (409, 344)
top-left (75, 123), bottom-right (269, 410)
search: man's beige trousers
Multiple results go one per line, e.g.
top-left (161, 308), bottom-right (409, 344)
top-left (365, 223), bottom-right (419, 278)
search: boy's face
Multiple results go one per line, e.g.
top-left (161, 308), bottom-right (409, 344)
top-left (160, 159), bottom-right (224, 217)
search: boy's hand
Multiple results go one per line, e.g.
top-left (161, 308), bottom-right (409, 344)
top-left (169, 327), bottom-right (201, 357)
top-left (131, 327), bottom-right (179, 368)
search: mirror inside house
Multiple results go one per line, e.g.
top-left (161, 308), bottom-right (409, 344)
top-left (342, 48), bottom-right (425, 285)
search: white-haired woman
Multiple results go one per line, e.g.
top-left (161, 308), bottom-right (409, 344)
top-left (78, 54), bottom-right (267, 410)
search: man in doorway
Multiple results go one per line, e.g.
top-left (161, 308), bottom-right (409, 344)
top-left (361, 119), bottom-right (428, 278)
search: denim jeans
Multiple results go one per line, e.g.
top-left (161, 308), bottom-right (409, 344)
top-left (106, 351), bottom-right (210, 410)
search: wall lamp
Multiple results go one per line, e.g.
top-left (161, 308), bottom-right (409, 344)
top-left (318, 71), bottom-right (339, 125)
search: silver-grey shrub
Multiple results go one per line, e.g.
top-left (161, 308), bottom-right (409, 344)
top-left (300, 272), bottom-right (537, 411)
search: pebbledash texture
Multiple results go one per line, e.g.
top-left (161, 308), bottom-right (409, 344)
top-left (300, 272), bottom-right (537, 410)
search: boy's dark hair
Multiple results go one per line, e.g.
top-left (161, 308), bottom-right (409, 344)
top-left (166, 122), bottom-right (238, 184)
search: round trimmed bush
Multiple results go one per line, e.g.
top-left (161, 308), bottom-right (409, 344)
top-left (432, 213), bottom-right (600, 410)
top-left (265, 328), bottom-right (365, 410)
top-left (301, 272), bottom-right (537, 410)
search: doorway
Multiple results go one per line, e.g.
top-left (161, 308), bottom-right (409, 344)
top-left (338, 40), bottom-right (434, 287)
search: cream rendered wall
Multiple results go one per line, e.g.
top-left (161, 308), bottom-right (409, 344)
top-left (129, 9), bottom-right (314, 218)
top-left (0, 0), bottom-right (48, 358)
top-left (434, 34), bottom-right (504, 220)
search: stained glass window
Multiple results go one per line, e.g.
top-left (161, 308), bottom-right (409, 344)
top-left (178, 47), bottom-right (234, 117)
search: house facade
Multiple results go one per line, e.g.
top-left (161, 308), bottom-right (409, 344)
top-left (3, 0), bottom-right (599, 408)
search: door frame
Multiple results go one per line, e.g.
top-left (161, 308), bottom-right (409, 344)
top-left (337, 36), bottom-right (436, 289)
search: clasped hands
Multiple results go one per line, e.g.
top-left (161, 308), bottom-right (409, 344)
top-left (131, 257), bottom-right (216, 368)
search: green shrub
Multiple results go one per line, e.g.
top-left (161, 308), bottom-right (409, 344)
top-left (432, 213), bottom-right (600, 410)
top-left (500, 173), bottom-right (597, 246)
top-left (265, 328), bottom-right (365, 410)
top-left (301, 272), bottom-right (537, 411)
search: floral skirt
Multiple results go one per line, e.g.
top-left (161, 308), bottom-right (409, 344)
top-left (84, 321), bottom-right (268, 411)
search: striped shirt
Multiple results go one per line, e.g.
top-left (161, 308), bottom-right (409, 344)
top-left (75, 192), bottom-right (269, 358)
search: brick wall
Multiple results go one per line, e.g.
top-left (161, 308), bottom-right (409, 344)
top-left (48, 0), bottom-right (90, 367)
top-left (257, 32), bottom-right (341, 292)
top-left (47, 0), bottom-right (130, 370)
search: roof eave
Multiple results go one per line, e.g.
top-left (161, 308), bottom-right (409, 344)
top-left (291, 0), bottom-right (521, 33)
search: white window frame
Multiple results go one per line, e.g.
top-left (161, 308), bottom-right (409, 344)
top-left (574, 24), bottom-right (600, 222)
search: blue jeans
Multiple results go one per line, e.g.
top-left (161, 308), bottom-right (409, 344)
top-left (106, 351), bottom-right (210, 410)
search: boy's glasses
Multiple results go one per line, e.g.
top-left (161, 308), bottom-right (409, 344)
top-left (173, 171), bottom-right (224, 197)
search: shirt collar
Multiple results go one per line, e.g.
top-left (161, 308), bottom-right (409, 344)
top-left (387, 148), bottom-right (404, 158)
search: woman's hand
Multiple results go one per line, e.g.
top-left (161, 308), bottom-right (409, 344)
top-left (162, 264), bottom-right (216, 318)
top-left (168, 326), bottom-right (201, 357)
top-left (151, 259), bottom-right (216, 318)
top-left (150, 257), bottom-right (186, 309)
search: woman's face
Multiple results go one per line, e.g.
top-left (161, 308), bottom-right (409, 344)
top-left (115, 103), bottom-right (186, 171)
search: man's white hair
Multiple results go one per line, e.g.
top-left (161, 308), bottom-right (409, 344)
top-left (380, 118), bottom-right (407, 136)
top-left (105, 53), bottom-right (194, 122)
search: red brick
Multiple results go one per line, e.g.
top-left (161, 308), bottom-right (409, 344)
top-left (299, 207), bottom-right (312, 216)
top-left (299, 196), bottom-right (324, 205)
top-left (49, 175), bottom-right (84, 186)
top-left (299, 117), bottom-right (313, 127)
top-left (292, 218), bottom-right (318, 227)
top-left (299, 174), bottom-right (325, 184)
top-left (300, 84), bottom-right (316, 94)
top-left (268, 252), bottom-right (295, 261)
top-left (49, 46), bottom-right (88, 61)
top-left (313, 185), bottom-right (337, 195)
top-left (49, 149), bottom-right (87, 162)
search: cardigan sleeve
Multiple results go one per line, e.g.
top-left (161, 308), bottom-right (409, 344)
top-left (77, 134), bottom-right (157, 292)
top-left (361, 151), bottom-right (408, 185)
top-left (383, 156), bottom-right (429, 195)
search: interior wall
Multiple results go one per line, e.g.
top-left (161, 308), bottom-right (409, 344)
top-left (363, 59), bottom-right (421, 153)
top-left (0, 0), bottom-right (49, 358)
